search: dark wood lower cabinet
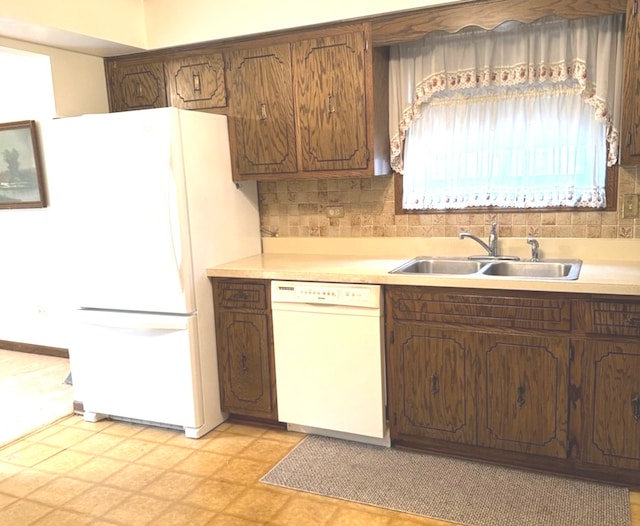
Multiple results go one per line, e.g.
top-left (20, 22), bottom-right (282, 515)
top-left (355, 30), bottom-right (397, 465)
top-left (388, 324), bottom-right (477, 445)
top-left (211, 278), bottom-right (278, 422)
top-left (575, 340), bottom-right (640, 471)
top-left (386, 286), bottom-right (640, 487)
top-left (476, 333), bottom-right (569, 458)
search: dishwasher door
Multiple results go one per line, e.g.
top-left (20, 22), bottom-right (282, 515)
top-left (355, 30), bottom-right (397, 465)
top-left (271, 281), bottom-right (386, 441)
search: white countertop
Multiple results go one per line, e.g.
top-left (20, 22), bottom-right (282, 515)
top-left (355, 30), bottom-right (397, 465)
top-left (207, 237), bottom-right (640, 296)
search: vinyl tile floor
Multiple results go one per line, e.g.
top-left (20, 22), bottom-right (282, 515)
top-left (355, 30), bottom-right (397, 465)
top-left (1, 416), bottom-right (639, 526)
top-left (0, 350), bottom-right (73, 448)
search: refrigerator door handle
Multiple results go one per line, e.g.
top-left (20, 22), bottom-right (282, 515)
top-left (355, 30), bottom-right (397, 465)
top-left (167, 165), bottom-right (183, 283)
top-left (78, 309), bottom-right (191, 331)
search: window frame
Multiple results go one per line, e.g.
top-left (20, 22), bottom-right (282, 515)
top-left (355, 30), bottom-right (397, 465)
top-left (394, 164), bottom-right (618, 215)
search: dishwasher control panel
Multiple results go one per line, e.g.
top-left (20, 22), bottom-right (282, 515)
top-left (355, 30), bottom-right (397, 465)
top-left (271, 281), bottom-right (380, 308)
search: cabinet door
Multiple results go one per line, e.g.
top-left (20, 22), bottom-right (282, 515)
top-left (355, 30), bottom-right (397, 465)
top-left (106, 61), bottom-right (167, 112)
top-left (476, 334), bottom-right (569, 458)
top-left (387, 323), bottom-right (477, 444)
top-left (293, 31), bottom-right (369, 172)
top-left (228, 45), bottom-right (297, 177)
top-left (577, 340), bottom-right (640, 469)
top-left (216, 311), bottom-right (276, 419)
top-left (165, 54), bottom-right (226, 110)
top-left (621, 0), bottom-right (640, 164)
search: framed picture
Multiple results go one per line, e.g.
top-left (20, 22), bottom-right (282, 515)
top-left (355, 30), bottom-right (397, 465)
top-left (0, 120), bottom-right (46, 209)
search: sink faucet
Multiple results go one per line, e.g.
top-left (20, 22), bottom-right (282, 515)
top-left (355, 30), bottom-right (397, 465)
top-left (527, 237), bottom-right (540, 262)
top-left (459, 222), bottom-right (498, 257)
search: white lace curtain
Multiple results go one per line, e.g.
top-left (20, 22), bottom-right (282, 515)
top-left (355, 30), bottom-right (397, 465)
top-left (389, 14), bottom-right (625, 210)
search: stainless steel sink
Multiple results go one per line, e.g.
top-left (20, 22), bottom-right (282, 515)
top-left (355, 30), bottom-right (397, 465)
top-left (389, 256), bottom-right (582, 280)
top-left (479, 259), bottom-right (582, 280)
top-left (389, 257), bottom-right (489, 275)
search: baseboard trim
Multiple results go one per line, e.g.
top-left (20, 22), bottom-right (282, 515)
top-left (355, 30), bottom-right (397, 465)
top-left (0, 340), bottom-right (69, 359)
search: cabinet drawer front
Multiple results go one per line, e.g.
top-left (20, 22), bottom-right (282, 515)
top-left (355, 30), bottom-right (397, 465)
top-left (216, 282), bottom-right (267, 310)
top-left (580, 301), bottom-right (640, 337)
top-left (387, 289), bottom-right (571, 331)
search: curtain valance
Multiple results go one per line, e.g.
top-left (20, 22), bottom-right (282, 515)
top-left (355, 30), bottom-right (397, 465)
top-left (389, 14), bottom-right (626, 174)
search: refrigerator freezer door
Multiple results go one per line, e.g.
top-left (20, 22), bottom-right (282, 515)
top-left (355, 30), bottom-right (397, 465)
top-left (58, 109), bottom-right (195, 314)
top-left (70, 309), bottom-right (222, 434)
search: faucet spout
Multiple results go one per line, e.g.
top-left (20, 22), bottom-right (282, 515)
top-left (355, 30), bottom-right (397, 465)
top-left (459, 222), bottom-right (499, 257)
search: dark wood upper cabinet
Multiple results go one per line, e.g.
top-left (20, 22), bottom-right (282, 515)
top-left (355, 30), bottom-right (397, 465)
top-left (622, 0), bottom-right (640, 165)
top-left (106, 61), bottom-right (167, 112)
top-left (165, 53), bottom-right (227, 110)
top-left (227, 44), bottom-right (298, 176)
top-left (293, 31), bottom-right (369, 173)
top-left (226, 24), bottom-right (389, 181)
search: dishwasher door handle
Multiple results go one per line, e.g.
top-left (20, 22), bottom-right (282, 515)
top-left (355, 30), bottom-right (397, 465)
top-left (271, 301), bottom-right (381, 316)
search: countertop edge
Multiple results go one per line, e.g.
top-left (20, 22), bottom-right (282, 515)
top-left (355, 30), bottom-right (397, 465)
top-left (206, 253), bottom-right (640, 297)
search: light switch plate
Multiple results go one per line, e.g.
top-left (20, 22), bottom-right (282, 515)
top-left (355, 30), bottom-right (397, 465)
top-left (622, 194), bottom-right (640, 219)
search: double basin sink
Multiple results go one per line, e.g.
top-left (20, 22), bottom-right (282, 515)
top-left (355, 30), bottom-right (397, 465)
top-left (390, 256), bottom-right (582, 280)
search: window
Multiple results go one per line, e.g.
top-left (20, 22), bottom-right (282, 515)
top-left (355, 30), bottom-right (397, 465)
top-left (388, 15), bottom-right (625, 212)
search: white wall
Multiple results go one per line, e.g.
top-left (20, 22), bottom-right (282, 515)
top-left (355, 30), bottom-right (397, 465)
top-left (0, 0), bottom-right (461, 54)
top-left (0, 0), bottom-right (147, 49)
top-left (142, 0), bottom-right (463, 49)
top-left (0, 39), bottom-right (108, 348)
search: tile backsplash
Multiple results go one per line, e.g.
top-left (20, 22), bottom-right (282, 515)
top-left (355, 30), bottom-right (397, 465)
top-left (258, 165), bottom-right (640, 239)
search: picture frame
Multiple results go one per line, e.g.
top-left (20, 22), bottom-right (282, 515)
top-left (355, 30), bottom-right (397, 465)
top-left (0, 120), bottom-right (46, 209)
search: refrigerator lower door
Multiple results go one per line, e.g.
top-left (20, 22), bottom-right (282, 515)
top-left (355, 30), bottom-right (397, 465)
top-left (70, 309), bottom-right (219, 438)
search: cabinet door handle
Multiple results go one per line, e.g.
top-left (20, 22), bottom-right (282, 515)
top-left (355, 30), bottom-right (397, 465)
top-left (517, 385), bottom-right (526, 407)
top-left (328, 94), bottom-right (336, 114)
top-left (136, 82), bottom-right (143, 98)
top-left (626, 316), bottom-right (640, 327)
top-left (232, 291), bottom-right (249, 300)
top-left (632, 395), bottom-right (640, 422)
top-left (192, 72), bottom-right (201, 92)
top-left (430, 374), bottom-right (439, 395)
top-left (240, 354), bottom-right (248, 372)
top-left (259, 103), bottom-right (267, 120)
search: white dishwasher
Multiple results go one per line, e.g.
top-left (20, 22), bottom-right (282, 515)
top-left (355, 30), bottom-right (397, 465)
top-left (271, 281), bottom-right (388, 445)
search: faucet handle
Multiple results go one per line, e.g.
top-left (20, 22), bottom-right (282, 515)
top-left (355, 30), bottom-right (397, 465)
top-left (526, 237), bottom-right (540, 262)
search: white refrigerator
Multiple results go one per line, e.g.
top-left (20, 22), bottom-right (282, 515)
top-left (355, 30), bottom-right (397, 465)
top-left (43, 108), bottom-right (261, 438)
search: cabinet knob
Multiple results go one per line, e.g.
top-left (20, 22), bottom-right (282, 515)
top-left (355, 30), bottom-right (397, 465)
top-left (632, 395), bottom-right (640, 422)
top-left (192, 72), bottom-right (201, 92)
top-left (430, 374), bottom-right (439, 395)
top-left (517, 385), bottom-right (526, 407)
top-left (328, 94), bottom-right (336, 114)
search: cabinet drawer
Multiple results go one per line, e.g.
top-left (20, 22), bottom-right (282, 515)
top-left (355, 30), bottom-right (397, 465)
top-left (215, 281), bottom-right (267, 310)
top-left (387, 288), bottom-right (571, 332)
top-left (578, 300), bottom-right (640, 337)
